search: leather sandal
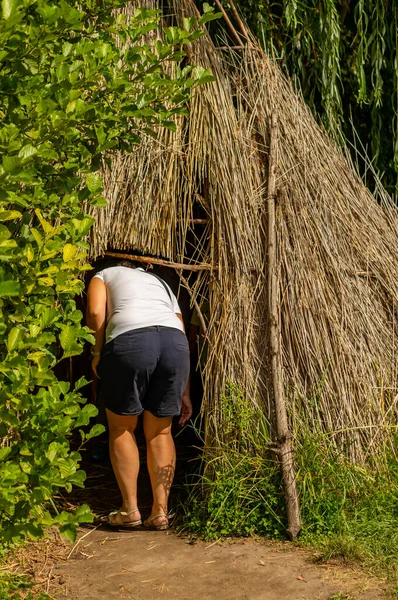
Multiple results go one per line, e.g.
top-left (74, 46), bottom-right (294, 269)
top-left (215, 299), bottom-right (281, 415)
top-left (107, 508), bottom-right (142, 528)
top-left (143, 513), bottom-right (169, 531)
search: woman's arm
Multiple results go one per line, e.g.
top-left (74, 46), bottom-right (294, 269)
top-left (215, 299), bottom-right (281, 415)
top-left (86, 277), bottom-right (107, 376)
top-left (176, 312), bottom-right (192, 426)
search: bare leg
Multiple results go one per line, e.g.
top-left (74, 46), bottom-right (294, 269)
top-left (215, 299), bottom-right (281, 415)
top-left (106, 409), bottom-right (141, 523)
top-left (143, 411), bottom-right (175, 527)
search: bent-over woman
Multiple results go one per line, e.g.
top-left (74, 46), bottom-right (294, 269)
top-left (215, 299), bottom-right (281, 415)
top-left (86, 260), bottom-right (191, 530)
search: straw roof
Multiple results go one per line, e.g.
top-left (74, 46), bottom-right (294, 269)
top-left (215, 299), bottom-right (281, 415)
top-left (89, 0), bottom-right (398, 461)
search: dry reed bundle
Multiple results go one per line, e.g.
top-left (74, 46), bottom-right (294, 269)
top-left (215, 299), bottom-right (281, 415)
top-left (89, 0), bottom-right (398, 462)
top-left (235, 47), bottom-right (398, 460)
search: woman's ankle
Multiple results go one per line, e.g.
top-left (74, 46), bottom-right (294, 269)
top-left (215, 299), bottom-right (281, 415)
top-left (122, 501), bottom-right (140, 516)
top-left (150, 507), bottom-right (168, 523)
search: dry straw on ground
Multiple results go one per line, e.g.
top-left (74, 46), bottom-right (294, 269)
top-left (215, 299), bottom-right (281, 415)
top-left (89, 0), bottom-right (398, 462)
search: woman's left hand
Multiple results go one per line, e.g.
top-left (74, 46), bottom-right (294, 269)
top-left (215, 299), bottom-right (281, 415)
top-left (179, 393), bottom-right (192, 426)
top-left (91, 354), bottom-right (101, 378)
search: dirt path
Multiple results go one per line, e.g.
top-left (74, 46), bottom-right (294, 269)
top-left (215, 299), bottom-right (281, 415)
top-left (43, 431), bottom-right (387, 600)
top-left (54, 527), bottom-right (384, 600)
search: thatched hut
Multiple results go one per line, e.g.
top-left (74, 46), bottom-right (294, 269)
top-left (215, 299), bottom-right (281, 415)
top-left (89, 0), bottom-right (398, 465)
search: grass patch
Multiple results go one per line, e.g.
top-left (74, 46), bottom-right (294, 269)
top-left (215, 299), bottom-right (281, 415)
top-left (180, 383), bottom-right (286, 539)
top-left (0, 571), bottom-right (50, 600)
top-left (297, 432), bottom-right (398, 579)
top-left (180, 383), bottom-right (398, 580)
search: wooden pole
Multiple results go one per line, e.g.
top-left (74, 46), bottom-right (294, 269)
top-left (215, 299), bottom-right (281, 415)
top-left (213, 0), bottom-right (242, 46)
top-left (104, 252), bottom-right (213, 272)
top-left (228, 0), bottom-right (253, 45)
top-left (216, 45), bottom-right (245, 51)
top-left (267, 112), bottom-right (302, 540)
top-left (177, 272), bottom-right (208, 337)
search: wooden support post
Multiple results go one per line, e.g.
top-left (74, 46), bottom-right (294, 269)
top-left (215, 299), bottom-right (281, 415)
top-left (267, 112), bottom-right (302, 540)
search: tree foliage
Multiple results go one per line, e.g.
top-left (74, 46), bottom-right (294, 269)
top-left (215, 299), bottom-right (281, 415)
top-left (229, 0), bottom-right (398, 196)
top-left (0, 0), bottom-right (214, 545)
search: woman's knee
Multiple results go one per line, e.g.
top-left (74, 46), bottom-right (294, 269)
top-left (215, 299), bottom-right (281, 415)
top-left (143, 411), bottom-right (172, 441)
top-left (106, 409), bottom-right (138, 434)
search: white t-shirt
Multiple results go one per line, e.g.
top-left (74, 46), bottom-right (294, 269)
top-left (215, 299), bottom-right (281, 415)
top-left (93, 266), bottom-right (183, 343)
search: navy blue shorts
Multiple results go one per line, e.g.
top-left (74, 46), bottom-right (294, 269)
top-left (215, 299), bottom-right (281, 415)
top-left (97, 326), bottom-right (190, 418)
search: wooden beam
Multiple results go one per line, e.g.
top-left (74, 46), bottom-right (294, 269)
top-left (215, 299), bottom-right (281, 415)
top-left (104, 251), bottom-right (214, 271)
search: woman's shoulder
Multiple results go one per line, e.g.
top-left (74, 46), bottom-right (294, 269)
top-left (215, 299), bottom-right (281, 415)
top-left (94, 265), bottom-right (140, 282)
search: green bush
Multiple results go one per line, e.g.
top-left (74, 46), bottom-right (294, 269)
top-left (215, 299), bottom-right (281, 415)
top-left (0, 0), bottom-right (215, 548)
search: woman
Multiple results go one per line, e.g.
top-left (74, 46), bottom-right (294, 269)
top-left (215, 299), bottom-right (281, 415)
top-left (86, 259), bottom-right (191, 530)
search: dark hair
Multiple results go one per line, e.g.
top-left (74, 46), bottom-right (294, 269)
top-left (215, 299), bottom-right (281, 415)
top-left (92, 257), bottom-right (138, 273)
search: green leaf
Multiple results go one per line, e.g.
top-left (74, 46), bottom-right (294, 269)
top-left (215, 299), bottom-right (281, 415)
top-left (46, 441), bottom-right (61, 463)
top-left (0, 224), bottom-right (11, 242)
top-left (2, 0), bottom-right (17, 20)
top-left (0, 210), bottom-right (22, 221)
top-left (198, 11), bottom-right (223, 26)
top-left (2, 155), bottom-right (21, 173)
top-left (95, 126), bottom-right (106, 145)
top-left (7, 327), bottom-right (23, 352)
top-left (63, 243), bottom-right (78, 262)
top-left (59, 522), bottom-right (78, 543)
top-left (192, 67), bottom-right (215, 86)
top-left (89, 195), bottom-right (107, 207)
top-left (86, 423), bottom-right (106, 441)
top-left (31, 228), bottom-right (43, 247)
top-left (18, 145), bottom-right (38, 161)
top-left (57, 458), bottom-right (74, 479)
top-left (40, 307), bottom-right (59, 328)
top-left (59, 324), bottom-right (78, 351)
top-left (75, 403), bottom-right (98, 426)
top-left (38, 276), bottom-right (54, 287)
top-left (162, 120), bottom-right (177, 132)
top-left (0, 280), bottom-right (20, 297)
top-left (69, 469), bottom-right (86, 488)
top-left (86, 173), bottom-right (103, 193)
top-left (71, 216), bottom-right (94, 237)
top-left (74, 376), bottom-right (90, 391)
top-left (75, 503), bottom-right (93, 523)
top-left (0, 447), bottom-right (12, 461)
top-left (28, 350), bottom-right (46, 363)
top-left (35, 209), bottom-right (56, 236)
top-left (29, 323), bottom-right (41, 337)
top-left (183, 16), bottom-right (196, 32)
top-left (63, 343), bottom-right (83, 358)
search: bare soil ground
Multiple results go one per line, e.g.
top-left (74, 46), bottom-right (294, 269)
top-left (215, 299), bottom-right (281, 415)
top-left (53, 526), bottom-right (385, 600)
